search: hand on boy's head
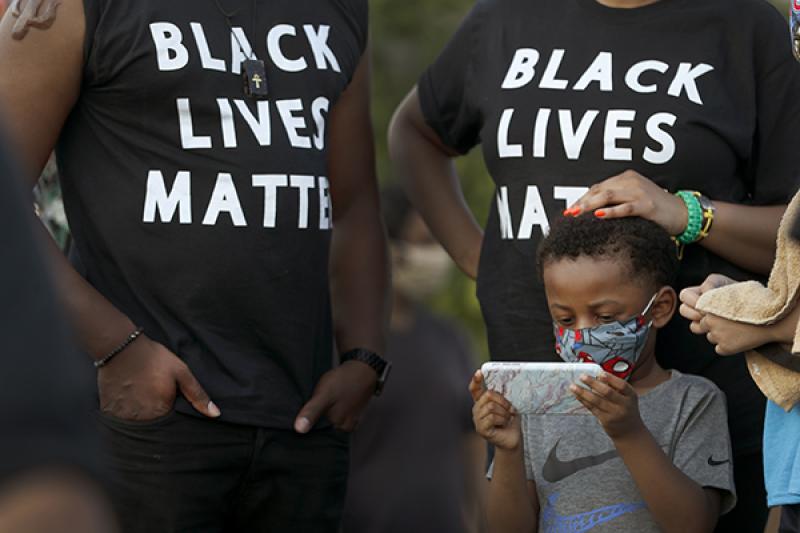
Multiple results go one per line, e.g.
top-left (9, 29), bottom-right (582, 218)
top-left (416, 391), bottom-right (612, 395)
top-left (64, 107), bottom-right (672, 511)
top-left (571, 372), bottom-right (645, 441)
top-left (567, 170), bottom-right (688, 236)
top-left (470, 372), bottom-right (520, 451)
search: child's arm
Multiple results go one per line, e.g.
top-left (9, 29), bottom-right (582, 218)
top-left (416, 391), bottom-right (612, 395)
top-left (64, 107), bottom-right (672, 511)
top-left (487, 447), bottom-right (539, 533)
top-left (469, 372), bottom-right (539, 533)
top-left (573, 373), bottom-right (721, 533)
top-left (680, 273), bottom-right (800, 355)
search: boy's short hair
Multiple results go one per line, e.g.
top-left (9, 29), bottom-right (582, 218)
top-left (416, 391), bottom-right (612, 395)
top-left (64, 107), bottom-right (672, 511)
top-left (537, 215), bottom-right (679, 289)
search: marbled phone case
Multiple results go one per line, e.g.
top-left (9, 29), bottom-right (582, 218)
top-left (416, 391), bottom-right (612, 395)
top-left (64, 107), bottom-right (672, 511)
top-left (481, 362), bottom-right (603, 415)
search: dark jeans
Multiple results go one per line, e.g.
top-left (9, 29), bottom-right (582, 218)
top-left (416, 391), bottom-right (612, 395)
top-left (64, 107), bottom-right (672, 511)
top-left (781, 504), bottom-right (800, 533)
top-left (97, 410), bottom-right (349, 533)
top-left (715, 452), bottom-right (768, 533)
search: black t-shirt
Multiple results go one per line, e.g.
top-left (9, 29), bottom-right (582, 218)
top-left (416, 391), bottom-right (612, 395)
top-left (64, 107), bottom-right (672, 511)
top-left (418, 0), bottom-right (800, 454)
top-left (56, 0), bottom-right (368, 428)
top-left (0, 137), bottom-right (97, 481)
top-left (342, 309), bottom-right (476, 533)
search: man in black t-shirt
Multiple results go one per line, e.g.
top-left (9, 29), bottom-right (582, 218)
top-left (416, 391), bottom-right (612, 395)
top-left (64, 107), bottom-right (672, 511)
top-left (390, 0), bottom-right (800, 531)
top-left (0, 0), bottom-right (389, 531)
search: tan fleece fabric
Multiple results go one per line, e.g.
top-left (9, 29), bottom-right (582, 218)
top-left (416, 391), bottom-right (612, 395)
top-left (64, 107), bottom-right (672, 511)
top-left (694, 192), bottom-right (800, 411)
top-left (745, 349), bottom-right (800, 411)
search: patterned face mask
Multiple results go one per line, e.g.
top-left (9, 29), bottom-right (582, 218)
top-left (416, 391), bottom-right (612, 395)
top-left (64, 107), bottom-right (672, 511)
top-left (552, 294), bottom-right (657, 380)
top-left (792, 0), bottom-right (800, 61)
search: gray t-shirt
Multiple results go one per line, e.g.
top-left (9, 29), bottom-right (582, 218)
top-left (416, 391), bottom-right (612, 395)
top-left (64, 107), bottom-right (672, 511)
top-left (501, 371), bottom-right (736, 532)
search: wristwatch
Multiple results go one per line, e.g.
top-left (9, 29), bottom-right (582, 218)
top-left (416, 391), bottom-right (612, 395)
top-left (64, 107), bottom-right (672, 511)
top-left (340, 348), bottom-right (392, 396)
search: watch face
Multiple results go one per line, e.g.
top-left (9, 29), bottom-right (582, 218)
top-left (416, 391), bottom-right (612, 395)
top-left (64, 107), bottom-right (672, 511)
top-left (375, 361), bottom-right (392, 396)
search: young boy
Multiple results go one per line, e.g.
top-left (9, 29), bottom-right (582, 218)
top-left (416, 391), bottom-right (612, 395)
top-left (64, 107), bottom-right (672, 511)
top-left (470, 215), bottom-right (735, 532)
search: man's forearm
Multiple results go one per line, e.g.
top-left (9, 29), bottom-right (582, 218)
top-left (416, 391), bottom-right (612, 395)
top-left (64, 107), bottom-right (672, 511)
top-left (329, 193), bottom-right (389, 356)
top-left (36, 222), bottom-right (136, 360)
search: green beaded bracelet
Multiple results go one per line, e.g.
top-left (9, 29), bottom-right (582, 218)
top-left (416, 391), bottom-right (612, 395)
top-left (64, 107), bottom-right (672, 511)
top-left (675, 190), bottom-right (704, 244)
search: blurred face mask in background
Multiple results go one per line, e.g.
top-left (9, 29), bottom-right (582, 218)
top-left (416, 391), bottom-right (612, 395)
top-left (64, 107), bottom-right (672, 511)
top-left (391, 243), bottom-right (452, 301)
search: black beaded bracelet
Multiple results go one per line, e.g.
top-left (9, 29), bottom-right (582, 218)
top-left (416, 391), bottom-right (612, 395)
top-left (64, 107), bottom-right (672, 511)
top-left (93, 327), bottom-right (145, 369)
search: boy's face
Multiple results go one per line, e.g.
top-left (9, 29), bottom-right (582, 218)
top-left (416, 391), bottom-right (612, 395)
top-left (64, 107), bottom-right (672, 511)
top-left (543, 255), bottom-right (676, 378)
top-left (542, 256), bottom-right (656, 331)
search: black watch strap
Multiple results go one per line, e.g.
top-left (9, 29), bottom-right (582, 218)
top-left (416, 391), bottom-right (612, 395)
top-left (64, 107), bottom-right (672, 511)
top-left (340, 348), bottom-right (392, 396)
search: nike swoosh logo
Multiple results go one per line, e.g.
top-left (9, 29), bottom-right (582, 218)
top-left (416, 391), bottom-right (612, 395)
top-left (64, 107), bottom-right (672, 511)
top-left (708, 456), bottom-right (731, 467)
top-left (542, 439), bottom-right (619, 483)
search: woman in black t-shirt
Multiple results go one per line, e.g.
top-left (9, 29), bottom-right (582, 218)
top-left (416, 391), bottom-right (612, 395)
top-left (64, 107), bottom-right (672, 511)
top-left (389, 0), bottom-right (800, 531)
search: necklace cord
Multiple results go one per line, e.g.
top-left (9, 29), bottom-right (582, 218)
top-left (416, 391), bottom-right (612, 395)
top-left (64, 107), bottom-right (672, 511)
top-left (212, 0), bottom-right (257, 61)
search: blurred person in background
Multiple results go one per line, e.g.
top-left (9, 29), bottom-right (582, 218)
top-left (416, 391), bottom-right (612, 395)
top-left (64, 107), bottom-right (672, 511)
top-left (0, 0), bottom-right (389, 531)
top-left (0, 131), bottom-right (114, 532)
top-left (0, 6), bottom-right (113, 533)
top-left (389, 0), bottom-right (800, 530)
top-left (342, 185), bottom-right (486, 533)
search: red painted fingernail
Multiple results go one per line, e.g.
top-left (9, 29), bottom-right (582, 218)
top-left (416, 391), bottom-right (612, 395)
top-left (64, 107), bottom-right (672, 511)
top-left (595, 210), bottom-right (606, 218)
top-left (563, 209), bottom-right (570, 216)
top-left (571, 207), bottom-right (582, 216)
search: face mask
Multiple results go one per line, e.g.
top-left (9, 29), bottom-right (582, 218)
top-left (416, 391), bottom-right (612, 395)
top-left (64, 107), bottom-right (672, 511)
top-left (391, 243), bottom-right (452, 301)
top-left (552, 294), bottom-right (657, 380)
top-left (792, 1), bottom-right (800, 61)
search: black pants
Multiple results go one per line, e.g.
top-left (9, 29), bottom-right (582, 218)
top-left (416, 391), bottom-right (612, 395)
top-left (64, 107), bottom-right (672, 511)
top-left (715, 452), bottom-right (769, 533)
top-left (97, 411), bottom-right (349, 533)
top-left (781, 504), bottom-right (800, 533)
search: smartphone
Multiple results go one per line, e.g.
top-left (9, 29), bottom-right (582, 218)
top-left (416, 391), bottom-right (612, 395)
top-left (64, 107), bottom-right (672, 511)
top-left (480, 362), bottom-right (603, 415)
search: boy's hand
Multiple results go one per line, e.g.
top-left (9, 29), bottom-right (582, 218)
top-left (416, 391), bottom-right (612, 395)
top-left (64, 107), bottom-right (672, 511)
top-left (469, 371), bottom-right (521, 451)
top-left (572, 372), bottom-right (645, 440)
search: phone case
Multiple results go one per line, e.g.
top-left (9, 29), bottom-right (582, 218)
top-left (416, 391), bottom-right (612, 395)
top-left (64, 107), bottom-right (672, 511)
top-left (480, 362), bottom-right (603, 415)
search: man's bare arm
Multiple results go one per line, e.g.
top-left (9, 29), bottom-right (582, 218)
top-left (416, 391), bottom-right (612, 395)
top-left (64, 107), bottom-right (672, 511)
top-left (293, 46), bottom-right (390, 433)
top-left (327, 46), bottom-right (389, 357)
top-left (0, 0), bottom-right (219, 420)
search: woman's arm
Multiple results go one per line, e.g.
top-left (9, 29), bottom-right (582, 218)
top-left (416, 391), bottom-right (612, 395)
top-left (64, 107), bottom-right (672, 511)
top-left (695, 202), bottom-right (784, 275)
top-left (570, 171), bottom-right (784, 275)
top-left (388, 88), bottom-right (483, 280)
top-left (487, 447), bottom-right (539, 533)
